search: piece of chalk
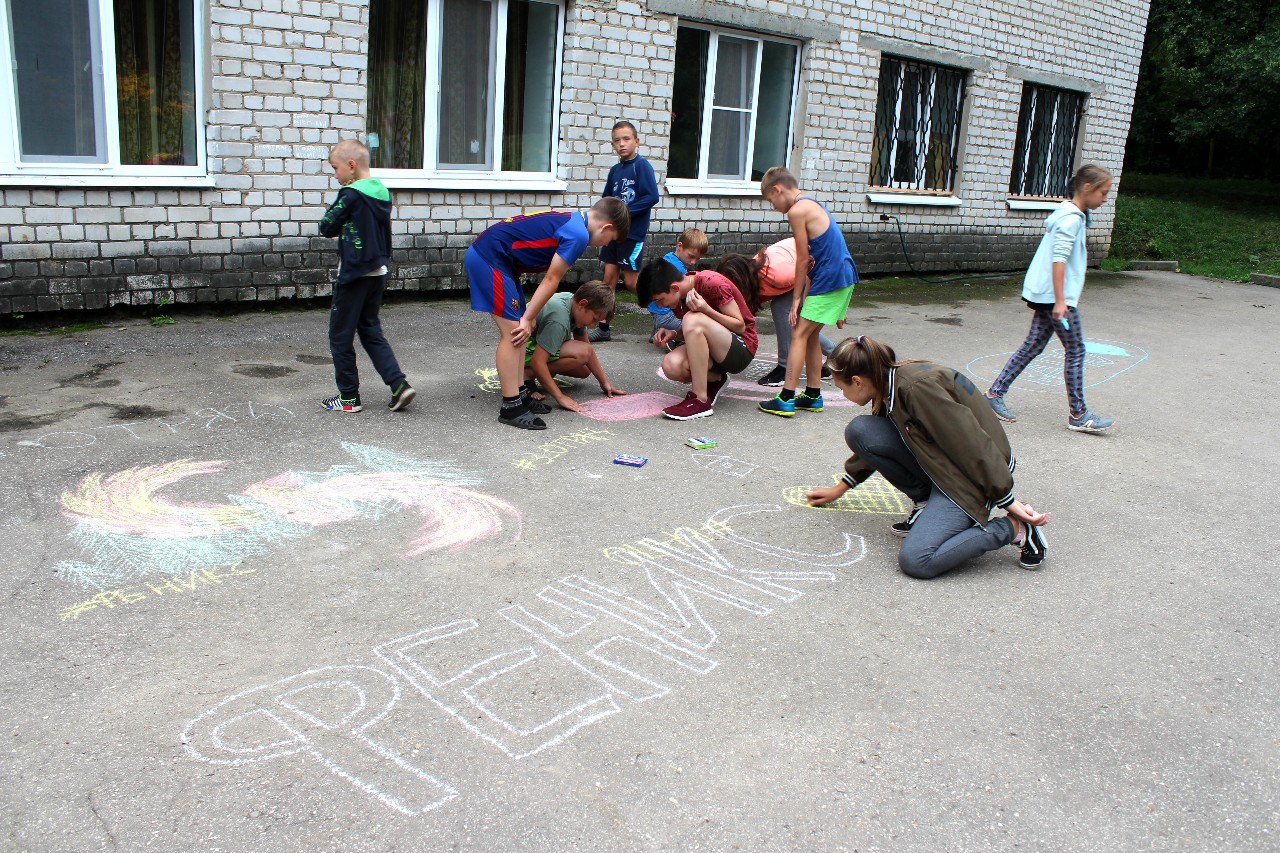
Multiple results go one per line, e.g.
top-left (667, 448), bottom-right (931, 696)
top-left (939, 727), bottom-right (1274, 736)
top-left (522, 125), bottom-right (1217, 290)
top-left (1060, 318), bottom-right (1070, 330)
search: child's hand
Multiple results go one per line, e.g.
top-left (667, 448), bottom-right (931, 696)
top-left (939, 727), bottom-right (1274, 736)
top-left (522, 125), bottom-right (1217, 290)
top-left (601, 383), bottom-right (626, 397)
top-left (511, 318), bottom-right (534, 347)
top-left (1006, 500), bottom-right (1049, 527)
top-left (788, 302), bottom-right (800, 327)
top-left (684, 290), bottom-right (708, 313)
top-left (556, 395), bottom-right (583, 413)
top-left (653, 328), bottom-right (677, 347)
top-left (805, 485), bottom-right (845, 507)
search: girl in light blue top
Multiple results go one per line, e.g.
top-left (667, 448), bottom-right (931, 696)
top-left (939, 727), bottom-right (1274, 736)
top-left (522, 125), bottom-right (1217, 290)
top-left (985, 164), bottom-right (1116, 435)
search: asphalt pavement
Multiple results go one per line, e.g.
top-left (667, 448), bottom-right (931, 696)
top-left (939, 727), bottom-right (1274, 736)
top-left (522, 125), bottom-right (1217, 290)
top-left (0, 269), bottom-right (1276, 851)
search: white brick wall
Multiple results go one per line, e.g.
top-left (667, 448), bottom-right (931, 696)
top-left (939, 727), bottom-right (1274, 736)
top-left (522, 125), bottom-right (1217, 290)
top-left (0, 0), bottom-right (1151, 312)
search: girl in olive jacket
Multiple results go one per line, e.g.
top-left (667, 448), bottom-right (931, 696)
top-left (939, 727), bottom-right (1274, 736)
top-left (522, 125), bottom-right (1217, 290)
top-left (806, 336), bottom-right (1049, 579)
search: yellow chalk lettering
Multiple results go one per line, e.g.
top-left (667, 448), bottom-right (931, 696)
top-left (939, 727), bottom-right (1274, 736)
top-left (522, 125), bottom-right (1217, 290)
top-left (118, 586), bottom-right (146, 604)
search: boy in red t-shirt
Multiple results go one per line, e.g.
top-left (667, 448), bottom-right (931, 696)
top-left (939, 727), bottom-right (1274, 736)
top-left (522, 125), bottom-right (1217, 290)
top-left (637, 258), bottom-right (758, 421)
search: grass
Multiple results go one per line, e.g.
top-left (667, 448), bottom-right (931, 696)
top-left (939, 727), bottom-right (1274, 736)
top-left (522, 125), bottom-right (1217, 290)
top-left (1107, 173), bottom-right (1280, 281)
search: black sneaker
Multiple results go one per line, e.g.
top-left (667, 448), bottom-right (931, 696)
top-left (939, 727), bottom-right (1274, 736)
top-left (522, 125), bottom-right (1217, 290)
top-left (890, 503), bottom-right (925, 537)
top-left (388, 381), bottom-right (416, 411)
top-left (1018, 524), bottom-right (1048, 569)
top-left (821, 364), bottom-right (833, 381)
top-left (757, 365), bottom-right (786, 387)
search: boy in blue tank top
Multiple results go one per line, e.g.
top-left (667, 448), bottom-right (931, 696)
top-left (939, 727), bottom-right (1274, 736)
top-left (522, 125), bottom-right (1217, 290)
top-left (467, 199), bottom-right (630, 430)
top-left (758, 166), bottom-right (859, 418)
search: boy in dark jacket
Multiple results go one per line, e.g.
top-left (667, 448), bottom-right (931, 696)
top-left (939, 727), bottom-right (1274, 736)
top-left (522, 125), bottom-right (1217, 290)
top-left (591, 120), bottom-right (659, 342)
top-left (318, 139), bottom-right (414, 414)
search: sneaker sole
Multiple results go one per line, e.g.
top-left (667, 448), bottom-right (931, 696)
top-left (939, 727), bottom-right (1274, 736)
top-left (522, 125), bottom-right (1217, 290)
top-left (1067, 422), bottom-right (1113, 434)
top-left (758, 379), bottom-right (785, 387)
top-left (322, 404), bottom-right (362, 413)
top-left (388, 387), bottom-right (417, 412)
top-left (795, 406), bottom-right (824, 414)
top-left (498, 411), bottom-right (547, 430)
top-left (758, 405), bottom-right (795, 418)
top-left (890, 526), bottom-right (911, 539)
top-left (1019, 553), bottom-right (1047, 569)
top-left (663, 408), bottom-right (714, 421)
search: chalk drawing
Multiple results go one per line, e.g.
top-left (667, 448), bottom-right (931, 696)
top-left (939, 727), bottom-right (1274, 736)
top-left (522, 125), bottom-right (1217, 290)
top-left (577, 391), bottom-right (685, 422)
top-left (182, 665), bottom-right (460, 815)
top-left (690, 453), bottom-right (758, 479)
top-left (56, 443), bottom-right (521, 590)
top-left (964, 338), bottom-right (1149, 393)
top-left (508, 427), bottom-right (615, 470)
top-left (9, 400), bottom-right (295, 453)
top-left (59, 564), bottom-right (259, 621)
top-left (475, 367), bottom-right (571, 394)
top-left (182, 504), bottom-right (866, 815)
top-left (654, 355), bottom-right (858, 408)
top-left (782, 475), bottom-right (909, 515)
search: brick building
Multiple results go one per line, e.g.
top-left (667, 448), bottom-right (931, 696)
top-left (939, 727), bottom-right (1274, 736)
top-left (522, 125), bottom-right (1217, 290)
top-left (0, 0), bottom-right (1150, 313)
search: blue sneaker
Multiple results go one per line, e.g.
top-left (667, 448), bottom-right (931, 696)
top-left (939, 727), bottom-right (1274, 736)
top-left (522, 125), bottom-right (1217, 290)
top-left (758, 394), bottom-right (795, 417)
top-left (1068, 409), bottom-right (1115, 434)
top-left (794, 391), bottom-right (824, 413)
top-left (986, 393), bottom-right (1016, 423)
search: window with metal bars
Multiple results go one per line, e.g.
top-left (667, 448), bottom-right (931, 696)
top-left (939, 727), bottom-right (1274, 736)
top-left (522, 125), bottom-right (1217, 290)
top-left (1008, 83), bottom-right (1085, 198)
top-left (868, 55), bottom-right (966, 193)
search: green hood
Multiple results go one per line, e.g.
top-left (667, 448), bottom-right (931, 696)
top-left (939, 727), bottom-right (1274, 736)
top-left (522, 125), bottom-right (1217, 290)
top-left (348, 178), bottom-right (390, 201)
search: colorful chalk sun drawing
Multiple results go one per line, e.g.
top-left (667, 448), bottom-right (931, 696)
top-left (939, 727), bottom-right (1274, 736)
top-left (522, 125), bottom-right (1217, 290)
top-left (56, 443), bottom-right (521, 590)
top-left (782, 475), bottom-right (909, 515)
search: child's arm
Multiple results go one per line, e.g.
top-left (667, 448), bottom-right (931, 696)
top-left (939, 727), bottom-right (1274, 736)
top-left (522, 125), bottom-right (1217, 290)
top-left (529, 346), bottom-right (581, 413)
top-left (318, 188), bottom-right (353, 237)
top-left (511, 255), bottom-right (571, 347)
top-left (584, 345), bottom-right (625, 398)
top-left (630, 160), bottom-right (659, 215)
top-left (684, 289), bottom-right (745, 334)
top-left (1051, 262), bottom-right (1067, 321)
top-left (787, 204), bottom-right (816, 325)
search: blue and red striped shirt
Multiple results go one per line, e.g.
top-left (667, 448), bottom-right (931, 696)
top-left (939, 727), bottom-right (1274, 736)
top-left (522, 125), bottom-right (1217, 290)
top-left (471, 210), bottom-right (590, 275)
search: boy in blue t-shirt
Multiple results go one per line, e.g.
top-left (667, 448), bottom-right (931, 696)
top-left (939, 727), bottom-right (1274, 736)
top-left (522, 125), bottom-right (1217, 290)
top-left (592, 120), bottom-right (659, 342)
top-left (467, 198), bottom-right (630, 430)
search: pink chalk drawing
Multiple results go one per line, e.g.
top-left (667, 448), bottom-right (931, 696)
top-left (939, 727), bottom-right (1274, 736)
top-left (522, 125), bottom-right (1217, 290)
top-left (655, 355), bottom-right (857, 407)
top-left (56, 443), bottom-right (521, 590)
top-left (577, 391), bottom-right (686, 422)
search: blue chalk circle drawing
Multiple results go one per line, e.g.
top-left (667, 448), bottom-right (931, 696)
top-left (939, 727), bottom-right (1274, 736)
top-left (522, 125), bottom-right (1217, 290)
top-left (965, 339), bottom-right (1148, 393)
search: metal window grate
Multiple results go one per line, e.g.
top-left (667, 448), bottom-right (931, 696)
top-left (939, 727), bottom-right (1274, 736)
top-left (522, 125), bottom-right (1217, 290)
top-left (1009, 84), bottom-right (1085, 197)
top-left (869, 56), bottom-right (966, 192)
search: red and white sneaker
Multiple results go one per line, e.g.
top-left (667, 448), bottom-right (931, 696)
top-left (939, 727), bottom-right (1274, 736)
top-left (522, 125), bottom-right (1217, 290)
top-left (662, 392), bottom-right (714, 420)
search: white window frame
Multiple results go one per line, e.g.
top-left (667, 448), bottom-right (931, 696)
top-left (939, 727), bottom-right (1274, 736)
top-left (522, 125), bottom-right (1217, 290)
top-left (372, 0), bottom-right (567, 192)
top-left (0, 0), bottom-right (208, 186)
top-left (664, 23), bottom-right (801, 197)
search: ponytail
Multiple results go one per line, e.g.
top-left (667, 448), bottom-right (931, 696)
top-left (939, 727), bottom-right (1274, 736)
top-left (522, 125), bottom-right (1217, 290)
top-left (1070, 163), bottom-right (1112, 195)
top-left (827, 335), bottom-right (898, 401)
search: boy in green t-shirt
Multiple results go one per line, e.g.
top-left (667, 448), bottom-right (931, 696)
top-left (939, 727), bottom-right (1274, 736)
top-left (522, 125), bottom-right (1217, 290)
top-left (524, 280), bottom-right (625, 413)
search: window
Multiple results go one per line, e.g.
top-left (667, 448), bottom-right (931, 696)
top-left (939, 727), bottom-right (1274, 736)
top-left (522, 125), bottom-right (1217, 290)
top-left (1009, 83), bottom-right (1085, 198)
top-left (366, 0), bottom-right (562, 182)
top-left (869, 56), bottom-right (966, 193)
top-left (667, 24), bottom-right (800, 186)
top-left (0, 0), bottom-right (202, 176)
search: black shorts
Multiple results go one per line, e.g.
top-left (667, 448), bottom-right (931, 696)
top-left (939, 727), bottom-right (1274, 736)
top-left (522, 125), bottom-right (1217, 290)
top-left (599, 238), bottom-right (644, 271)
top-left (711, 335), bottom-right (753, 375)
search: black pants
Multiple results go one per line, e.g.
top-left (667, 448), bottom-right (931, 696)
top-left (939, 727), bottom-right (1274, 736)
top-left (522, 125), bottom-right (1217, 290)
top-left (329, 274), bottom-right (405, 398)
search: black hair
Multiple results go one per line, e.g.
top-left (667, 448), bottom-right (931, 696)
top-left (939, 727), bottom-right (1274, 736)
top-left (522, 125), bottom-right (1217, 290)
top-left (636, 257), bottom-right (684, 308)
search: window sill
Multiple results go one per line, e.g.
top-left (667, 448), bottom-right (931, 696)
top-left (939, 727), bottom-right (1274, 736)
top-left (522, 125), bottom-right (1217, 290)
top-left (664, 179), bottom-right (762, 197)
top-left (1006, 197), bottom-right (1067, 211)
top-left (374, 174), bottom-right (567, 193)
top-left (866, 191), bottom-right (963, 207)
top-left (0, 173), bottom-right (216, 188)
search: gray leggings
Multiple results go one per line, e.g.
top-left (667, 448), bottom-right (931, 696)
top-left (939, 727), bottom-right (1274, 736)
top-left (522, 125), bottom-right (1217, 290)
top-left (989, 305), bottom-right (1086, 415)
top-left (772, 290), bottom-right (836, 368)
top-left (845, 415), bottom-right (1015, 579)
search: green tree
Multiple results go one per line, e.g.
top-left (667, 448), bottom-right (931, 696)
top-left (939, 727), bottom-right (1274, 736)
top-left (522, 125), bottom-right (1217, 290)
top-left (1128, 0), bottom-right (1280, 177)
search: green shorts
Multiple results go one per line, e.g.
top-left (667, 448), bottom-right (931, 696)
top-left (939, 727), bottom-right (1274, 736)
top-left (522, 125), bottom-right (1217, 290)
top-left (799, 285), bottom-right (854, 326)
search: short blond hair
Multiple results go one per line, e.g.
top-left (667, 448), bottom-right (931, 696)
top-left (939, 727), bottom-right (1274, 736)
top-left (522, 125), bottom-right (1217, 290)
top-left (677, 228), bottom-right (709, 254)
top-left (330, 138), bottom-right (370, 168)
top-left (760, 166), bottom-right (798, 191)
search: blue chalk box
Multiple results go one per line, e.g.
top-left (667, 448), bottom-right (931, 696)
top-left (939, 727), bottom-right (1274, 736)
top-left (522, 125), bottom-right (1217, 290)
top-left (613, 454), bottom-right (648, 467)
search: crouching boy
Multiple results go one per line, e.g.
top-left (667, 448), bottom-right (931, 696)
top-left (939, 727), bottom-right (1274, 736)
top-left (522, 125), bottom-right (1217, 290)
top-left (525, 280), bottom-right (626, 413)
